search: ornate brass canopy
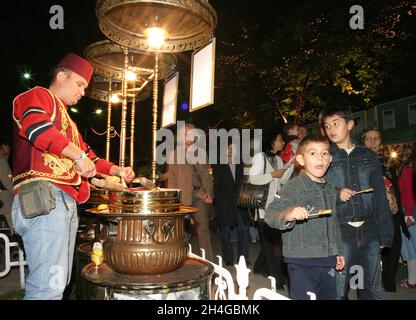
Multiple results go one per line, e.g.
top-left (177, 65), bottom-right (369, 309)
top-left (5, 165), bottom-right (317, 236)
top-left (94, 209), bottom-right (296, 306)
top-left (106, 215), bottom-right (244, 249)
top-left (96, 0), bottom-right (217, 52)
top-left (84, 40), bottom-right (177, 80)
top-left (86, 74), bottom-right (151, 102)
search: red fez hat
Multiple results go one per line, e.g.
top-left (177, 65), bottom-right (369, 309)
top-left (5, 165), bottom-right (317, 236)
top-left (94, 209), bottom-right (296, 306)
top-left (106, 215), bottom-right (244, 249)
top-left (57, 53), bottom-right (94, 84)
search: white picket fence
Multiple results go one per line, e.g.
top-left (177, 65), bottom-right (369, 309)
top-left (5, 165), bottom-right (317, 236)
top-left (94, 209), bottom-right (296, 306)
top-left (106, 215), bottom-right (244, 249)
top-left (0, 232), bottom-right (27, 289)
top-left (0, 233), bottom-right (317, 300)
top-left (188, 244), bottom-right (316, 300)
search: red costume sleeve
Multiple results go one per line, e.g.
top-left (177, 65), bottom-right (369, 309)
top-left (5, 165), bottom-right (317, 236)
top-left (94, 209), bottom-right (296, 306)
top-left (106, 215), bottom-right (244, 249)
top-left (13, 88), bottom-right (71, 154)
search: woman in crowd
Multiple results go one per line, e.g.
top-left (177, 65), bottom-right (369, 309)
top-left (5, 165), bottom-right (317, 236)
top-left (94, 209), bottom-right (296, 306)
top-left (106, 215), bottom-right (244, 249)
top-left (363, 128), bottom-right (409, 292)
top-left (398, 146), bottom-right (416, 289)
top-left (248, 130), bottom-right (293, 289)
top-left (212, 140), bottom-right (250, 266)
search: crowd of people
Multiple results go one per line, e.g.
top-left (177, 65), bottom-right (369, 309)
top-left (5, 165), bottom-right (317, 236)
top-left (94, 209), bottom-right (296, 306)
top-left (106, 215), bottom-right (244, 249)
top-left (0, 52), bottom-right (415, 300)
top-left (162, 110), bottom-right (415, 300)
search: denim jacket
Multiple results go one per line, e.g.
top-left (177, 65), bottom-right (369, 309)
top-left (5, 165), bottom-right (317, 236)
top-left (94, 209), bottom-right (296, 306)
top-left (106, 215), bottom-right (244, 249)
top-left (325, 142), bottom-right (394, 247)
top-left (265, 172), bottom-right (343, 259)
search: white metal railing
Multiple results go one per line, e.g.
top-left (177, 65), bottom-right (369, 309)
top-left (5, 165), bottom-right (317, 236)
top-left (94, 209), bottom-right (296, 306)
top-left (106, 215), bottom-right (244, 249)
top-left (188, 244), bottom-right (293, 300)
top-left (0, 235), bottom-right (316, 299)
top-left (253, 276), bottom-right (290, 300)
top-left (0, 232), bottom-right (27, 288)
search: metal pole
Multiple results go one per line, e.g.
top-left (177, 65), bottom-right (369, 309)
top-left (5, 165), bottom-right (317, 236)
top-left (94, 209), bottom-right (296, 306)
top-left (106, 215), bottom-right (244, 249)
top-left (151, 52), bottom-right (159, 182)
top-left (119, 47), bottom-right (129, 167)
top-left (130, 95), bottom-right (136, 168)
top-left (106, 78), bottom-right (112, 161)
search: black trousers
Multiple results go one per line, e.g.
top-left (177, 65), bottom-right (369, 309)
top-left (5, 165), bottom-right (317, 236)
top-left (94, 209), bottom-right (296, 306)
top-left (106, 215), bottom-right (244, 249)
top-left (381, 213), bottom-right (402, 292)
top-left (254, 219), bottom-right (286, 287)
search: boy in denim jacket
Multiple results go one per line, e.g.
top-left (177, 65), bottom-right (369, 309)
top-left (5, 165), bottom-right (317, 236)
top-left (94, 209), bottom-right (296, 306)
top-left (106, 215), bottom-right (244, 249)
top-left (265, 135), bottom-right (345, 300)
top-left (320, 106), bottom-right (393, 300)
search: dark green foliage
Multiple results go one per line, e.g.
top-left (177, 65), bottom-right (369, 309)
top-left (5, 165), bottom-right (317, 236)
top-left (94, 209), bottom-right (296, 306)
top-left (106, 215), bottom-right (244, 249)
top-left (209, 0), bottom-right (416, 130)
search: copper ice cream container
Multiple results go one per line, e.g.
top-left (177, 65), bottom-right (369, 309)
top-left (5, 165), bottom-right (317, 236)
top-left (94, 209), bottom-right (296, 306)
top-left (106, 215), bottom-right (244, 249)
top-left (102, 188), bottom-right (197, 274)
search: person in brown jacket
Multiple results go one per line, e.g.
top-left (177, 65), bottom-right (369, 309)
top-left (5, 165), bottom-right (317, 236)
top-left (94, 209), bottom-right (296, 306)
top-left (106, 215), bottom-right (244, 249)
top-left (165, 123), bottom-right (214, 261)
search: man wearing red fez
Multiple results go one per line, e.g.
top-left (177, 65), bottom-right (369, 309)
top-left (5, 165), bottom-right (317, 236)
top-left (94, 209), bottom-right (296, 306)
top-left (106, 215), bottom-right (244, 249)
top-left (11, 53), bottom-right (135, 300)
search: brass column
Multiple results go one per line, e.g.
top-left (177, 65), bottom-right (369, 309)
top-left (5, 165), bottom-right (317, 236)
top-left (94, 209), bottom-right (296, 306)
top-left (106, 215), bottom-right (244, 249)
top-left (106, 78), bottom-right (113, 161)
top-left (151, 52), bottom-right (159, 182)
top-left (130, 95), bottom-right (136, 168)
top-left (119, 47), bottom-right (129, 167)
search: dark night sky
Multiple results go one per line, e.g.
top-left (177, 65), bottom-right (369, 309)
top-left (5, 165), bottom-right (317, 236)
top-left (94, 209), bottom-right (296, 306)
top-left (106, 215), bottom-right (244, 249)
top-left (1, 1), bottom-right (414, 170)
top-left (0, 1), bottom-right (100, 92)
top-left (0, 1), bottom-right (104, 138)
top-left (0, 0), bottom-right (196, 168)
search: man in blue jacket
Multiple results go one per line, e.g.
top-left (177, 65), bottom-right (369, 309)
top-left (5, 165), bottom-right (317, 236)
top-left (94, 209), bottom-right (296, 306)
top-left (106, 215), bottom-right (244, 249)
top-left (320, 106), bottom-right (394, 300)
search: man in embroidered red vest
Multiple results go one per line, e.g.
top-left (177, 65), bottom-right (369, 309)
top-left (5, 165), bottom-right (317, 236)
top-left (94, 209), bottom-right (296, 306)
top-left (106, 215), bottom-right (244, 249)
top-left (11, 53), bottom-right (135, 300)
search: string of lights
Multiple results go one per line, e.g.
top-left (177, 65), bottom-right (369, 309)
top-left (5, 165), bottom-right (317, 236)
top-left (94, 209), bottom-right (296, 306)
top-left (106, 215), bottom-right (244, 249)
top-left (113, 130), bottom-right (132, 140)
top-left (90, 126), bottom-right (117, 138)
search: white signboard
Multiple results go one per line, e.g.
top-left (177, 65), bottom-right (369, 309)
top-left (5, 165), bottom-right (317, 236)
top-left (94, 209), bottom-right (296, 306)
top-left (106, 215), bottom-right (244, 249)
top-left (190, 38), bottom-right (216, 112)
top-left (161, 72), bottom-right (179, 128)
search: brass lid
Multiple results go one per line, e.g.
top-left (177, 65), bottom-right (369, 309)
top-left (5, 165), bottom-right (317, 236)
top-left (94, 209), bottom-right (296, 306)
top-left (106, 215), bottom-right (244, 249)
top-left (86, 74), bottom-right (151, 102)
top-left (84, 40), bottom-right (177, 80)
top-left (96, 0), bottom-right (217, 53)
top-left (92, 188), bottom-right (198, 217)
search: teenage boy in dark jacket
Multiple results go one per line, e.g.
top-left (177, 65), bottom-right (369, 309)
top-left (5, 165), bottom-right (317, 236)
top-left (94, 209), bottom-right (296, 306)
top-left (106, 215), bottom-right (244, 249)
top-left (265, 135), bottom-right (345, 300)
top-left (320, 106), bottom-right (394, 300)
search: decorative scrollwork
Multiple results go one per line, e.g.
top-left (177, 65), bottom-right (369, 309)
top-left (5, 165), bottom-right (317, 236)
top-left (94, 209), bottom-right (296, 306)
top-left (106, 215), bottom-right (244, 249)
top-left (160, 220), bottom-right (175, 243)
top-left (144, 220), bottom-right (156, 240)
top-left (42, 153), bottom-right (73, 176)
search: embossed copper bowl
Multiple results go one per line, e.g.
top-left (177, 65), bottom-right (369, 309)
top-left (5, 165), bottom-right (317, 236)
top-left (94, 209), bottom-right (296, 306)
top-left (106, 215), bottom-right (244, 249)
top-left (102, 188), bottom-right (197, 274)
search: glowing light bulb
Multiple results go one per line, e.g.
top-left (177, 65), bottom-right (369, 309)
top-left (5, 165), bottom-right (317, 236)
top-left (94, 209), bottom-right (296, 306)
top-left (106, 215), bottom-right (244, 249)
top-left (71, 107), bottom-right (78, 113)
top-left (95, 109), bottom-right (103, 115)
top-left (110, 94), bottom-right (120, 104)
top-left (145, 27), bottom-right (167, 49)
top-left (390, 151), bottom-right (398, 158)
top-left (23, 72), bottom-right (31, 80)
top-left (125, 70), bottom-right (137, 81)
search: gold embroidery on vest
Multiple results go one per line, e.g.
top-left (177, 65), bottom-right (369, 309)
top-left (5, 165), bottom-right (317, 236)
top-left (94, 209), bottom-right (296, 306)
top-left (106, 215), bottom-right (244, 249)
top-left (56, 97), bottom-right (80, 147)
top-left (13, 175), bottom-right (81, 192)
top-left (59, 102), bottom-right (69, 136)
top-left (42, 153), bottom-right (73, 176)
top-left (68, 114), bottom-right (80, 147)
top-left (13, 169), bottom-right (78, 182)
